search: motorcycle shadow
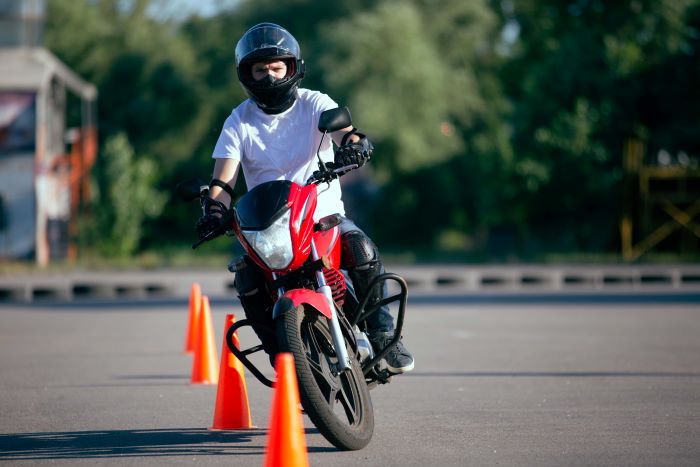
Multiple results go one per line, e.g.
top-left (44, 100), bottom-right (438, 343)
top-left (0, 427), bottom-right (335, 460)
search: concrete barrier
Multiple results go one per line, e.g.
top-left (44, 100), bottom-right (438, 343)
top-left (2, 264), bottom-right (700, 303)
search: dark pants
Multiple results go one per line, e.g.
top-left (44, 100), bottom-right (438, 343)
top-left (234, 216), bottom-right (395, 352)
top-left (338, 217), bottom-right (395, 332)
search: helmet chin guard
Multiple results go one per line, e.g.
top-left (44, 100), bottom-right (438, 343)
top-left (235, 23), bottom-right (305, 114)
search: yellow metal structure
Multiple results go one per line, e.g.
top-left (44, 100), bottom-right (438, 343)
top-left (621, 138), bottom-right (700, 261)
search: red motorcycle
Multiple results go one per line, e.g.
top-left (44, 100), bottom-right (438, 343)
top-left (178, 107), bottom-right (406, 450)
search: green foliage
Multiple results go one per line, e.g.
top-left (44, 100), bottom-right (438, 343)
top-left (81, 133), bottom-right (166, 258)
top-left (45, 0), bottom-right (700, 261)
top-left (492, 0), bottom-right (700, 254)
top-left (46, 0), bottom-right (206, 166)
top-left (319, 2), bottom-right (460, 174)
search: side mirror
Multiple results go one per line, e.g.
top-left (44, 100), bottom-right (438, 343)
top-left (318, 107), bottom-right (352, 133)
top-left (176, 178), bottom-right (207, 202)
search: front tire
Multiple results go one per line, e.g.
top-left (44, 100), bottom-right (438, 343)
top-left (276, 305), bottom-right (374, 450)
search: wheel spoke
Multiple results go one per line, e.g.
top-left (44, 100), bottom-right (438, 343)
top-left (337, 375), bottom-right (359, 424)
top-left (302, 319), bottom-right (337, 400)
top-left (303, 323), bottom-right (325, 373)
top-left (299, 314), bottom-right (365, 428)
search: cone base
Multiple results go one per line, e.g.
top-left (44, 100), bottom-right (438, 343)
top-left (208, 426), bottom-right (259, 431)
top-left (190, 378), bottom-right (217, 385)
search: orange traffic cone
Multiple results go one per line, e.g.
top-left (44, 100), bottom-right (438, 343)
top-left (185, 283), bottom-right (202, 353)
top-left (190, 295), bottom-right (219, 385)
top-left (210, 314), bottom-right (254, 430)
top-left (263, 353), bottom-right (309, 467)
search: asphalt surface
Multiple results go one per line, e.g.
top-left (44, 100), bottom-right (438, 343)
top-left (0, 296), bottom-right (699, 466)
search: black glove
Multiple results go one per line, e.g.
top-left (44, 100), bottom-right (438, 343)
top-left (195, 198), bottom-right (228, 239)
top-left (334, 135), bottom-right (373, 168)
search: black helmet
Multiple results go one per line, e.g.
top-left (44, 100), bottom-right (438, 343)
top-left (235, 23), bottom-right (305, 114)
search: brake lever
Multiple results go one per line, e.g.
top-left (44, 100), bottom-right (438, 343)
top-left (191, 210), bottom-right (236, 249)
top-left (192, 230), bottom-right (218, 249)
top-left (332, 163), bottom-right (359, 174)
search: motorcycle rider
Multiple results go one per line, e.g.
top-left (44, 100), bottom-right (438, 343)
top-left (196, 23), bottom-right (413, 374)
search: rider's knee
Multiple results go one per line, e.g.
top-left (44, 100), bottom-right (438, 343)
top-left (341, 230), bottom-right (380, 271)
top-left (233, 256), bottom-right (264, 293)
top-left (232, 256), bottom-right (272, 318)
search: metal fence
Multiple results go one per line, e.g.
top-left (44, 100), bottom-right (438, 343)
top-left (2, 265), bottom-right (699, 302)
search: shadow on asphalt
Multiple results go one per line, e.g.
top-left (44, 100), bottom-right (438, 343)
top-left (0, 427), bottom-right (334, 460)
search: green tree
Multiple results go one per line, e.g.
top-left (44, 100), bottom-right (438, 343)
top-left (319, 2), bottom-right (461, 174)
top-left (495, 0), bottom-right (700, 253)
top-left (46, 0), bottom-right (205, 167)
top-left (314, 1), bottom-right (513, 250)
top-left (82, 133), bottom-right (166, 257)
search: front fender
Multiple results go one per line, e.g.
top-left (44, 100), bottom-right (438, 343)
top-left (272, 289), bottom-right (332, 320)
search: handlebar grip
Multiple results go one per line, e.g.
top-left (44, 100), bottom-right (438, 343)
top-left (333, 163), bottom-right (359, 173)
top-left (192, 238), bottom-right (207, 249)
top-left (192, 210), bottom-right (236, 249)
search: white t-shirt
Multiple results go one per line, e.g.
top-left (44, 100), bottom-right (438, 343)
top-left (212, 88), bottom-right (345, 220)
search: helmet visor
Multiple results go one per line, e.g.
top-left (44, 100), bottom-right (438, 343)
top-left (235, 24), bottom-right (300, 66)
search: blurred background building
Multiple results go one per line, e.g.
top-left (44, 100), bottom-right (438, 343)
top-left (0, 0), bottom-right (97, 266)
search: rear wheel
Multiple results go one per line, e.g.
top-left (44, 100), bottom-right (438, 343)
top-left (276, 305), bottom-right (374, 450)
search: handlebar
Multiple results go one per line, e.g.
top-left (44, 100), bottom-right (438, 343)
top-left (307, 162), bottom-right (359, 185)
top-left (191, 200), bottom-right (236, 249)
top-left (189, 157), bottom-right (359, 248)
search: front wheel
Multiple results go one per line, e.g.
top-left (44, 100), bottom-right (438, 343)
top-left (276, 305), bottom-right (374, 450)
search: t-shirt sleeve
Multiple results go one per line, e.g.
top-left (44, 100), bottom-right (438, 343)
top-left (211, 113), bottom-right (243, 160)
top-left (310, 91), bottom-right (339, 116)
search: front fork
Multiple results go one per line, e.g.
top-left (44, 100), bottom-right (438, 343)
top-left (310, 241), bottom-right (351, 373)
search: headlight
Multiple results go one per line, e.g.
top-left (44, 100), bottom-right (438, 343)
top-left (241, 209), bottom-right (293, 270)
